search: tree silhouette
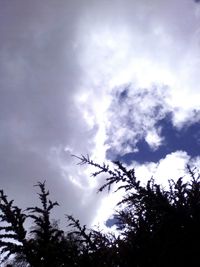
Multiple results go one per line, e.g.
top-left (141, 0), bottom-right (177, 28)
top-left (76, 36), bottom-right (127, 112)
top-left (0, 189), bottom-right (29, 265)
top-left (76, 155), bottom-right (200, 267)
top-left (0, 182), bottom-right (81, 267)
top-left (66, 215), bottom-right (118, 267)
top-left (0, 156), bottom-right (200, 267)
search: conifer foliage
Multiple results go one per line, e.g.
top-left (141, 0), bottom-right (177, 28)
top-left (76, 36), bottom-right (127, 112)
top-left (0, 156), bottom-right (200, 267)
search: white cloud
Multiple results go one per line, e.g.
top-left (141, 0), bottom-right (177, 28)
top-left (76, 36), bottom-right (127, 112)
top-left (105, 85), bottom-right (169, 155)
top-left (76, 0), bottom-right (200, 156)
top-left (0, 0), bottom-right (200, 230)
top-left (145, 128), bottom-right (163, 150)
top-left (133, 151), bottom-right (191, 185)
top-left (75, 0), bottom-right (200, 226)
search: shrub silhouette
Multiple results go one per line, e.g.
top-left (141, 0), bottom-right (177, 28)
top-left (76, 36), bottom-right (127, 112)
top-left (0, 157), bottom-right (199, 267)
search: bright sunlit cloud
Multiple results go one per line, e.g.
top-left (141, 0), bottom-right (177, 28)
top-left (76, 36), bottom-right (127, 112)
top-left (0, 0), bottom-right (200, 230)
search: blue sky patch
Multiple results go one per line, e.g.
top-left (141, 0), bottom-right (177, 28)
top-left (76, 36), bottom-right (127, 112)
top-left (107, 113), bottom-right (200, 164)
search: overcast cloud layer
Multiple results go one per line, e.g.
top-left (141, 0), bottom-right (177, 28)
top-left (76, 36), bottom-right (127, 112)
top-left (0, 0), bottom-right (200, 229)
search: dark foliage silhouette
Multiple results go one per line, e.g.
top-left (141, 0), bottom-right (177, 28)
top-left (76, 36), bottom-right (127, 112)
top-left (0, 182), bottom-right (81, 267)
top-left (76, 155), bottom-right (200, 267)
top-left (0, 156), bottom-right (199, 267)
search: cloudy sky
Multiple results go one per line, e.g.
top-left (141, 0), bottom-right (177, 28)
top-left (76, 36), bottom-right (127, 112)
top-left (0, 0), bottom-right (200, 230)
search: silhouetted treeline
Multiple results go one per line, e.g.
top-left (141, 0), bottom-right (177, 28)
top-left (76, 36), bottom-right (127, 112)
top-left (0, 156), bottom-right (200, 267)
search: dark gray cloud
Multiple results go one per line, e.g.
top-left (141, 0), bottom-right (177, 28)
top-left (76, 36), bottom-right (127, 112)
top-left (0, 0), bottom-right (100, 227)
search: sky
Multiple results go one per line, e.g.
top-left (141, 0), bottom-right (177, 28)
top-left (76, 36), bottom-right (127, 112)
top-left (0, 0), bottom-right (200, 231)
